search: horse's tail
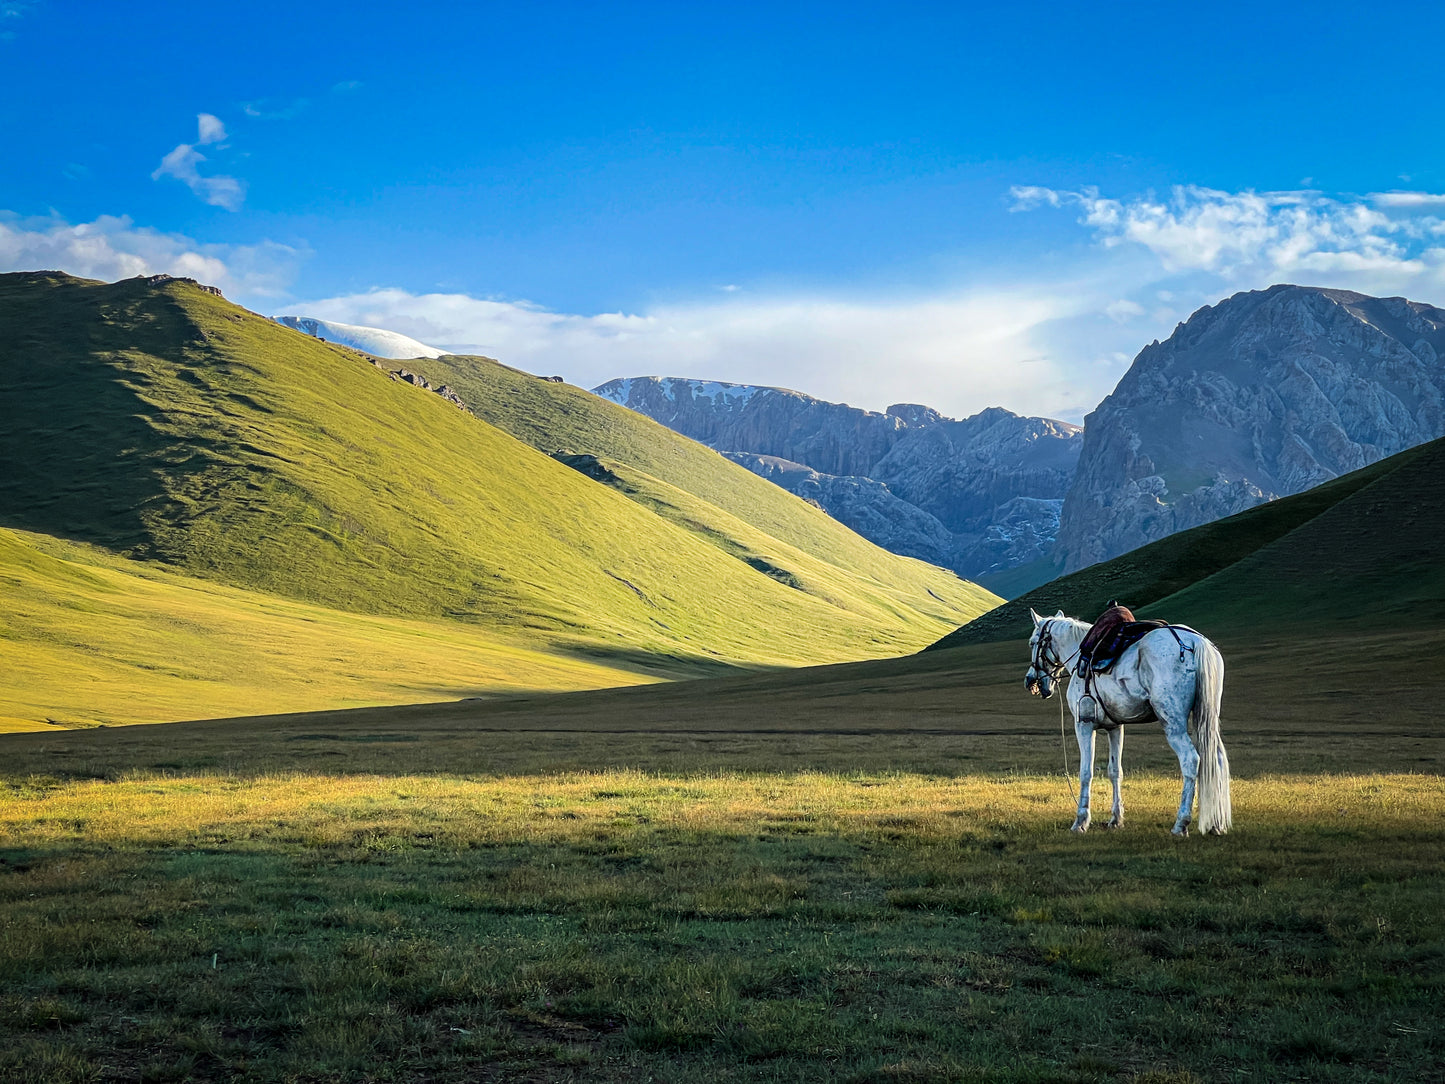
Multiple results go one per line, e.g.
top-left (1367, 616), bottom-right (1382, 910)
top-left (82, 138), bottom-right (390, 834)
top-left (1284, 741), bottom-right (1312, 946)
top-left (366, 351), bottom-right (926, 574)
top-left (1192, 639), bottom-right (1232, 834)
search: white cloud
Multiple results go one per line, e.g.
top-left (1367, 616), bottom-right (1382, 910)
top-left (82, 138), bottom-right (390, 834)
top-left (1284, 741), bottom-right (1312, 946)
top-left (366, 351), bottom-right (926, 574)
top-left (1010, 184), bottom-right (1445, 296)
top-left (152, 113), bottom-right (245, 210)
top-left (283, 284), bottom-right (1115, 422)
top-left (0, 0), bottom-right (37, 41)
top-left (1104, 299), bottom-right (1145, 322)
top-left (0, 211), bottom-right (305, 298)
top-left (196, 112), bottom-right (227, 145)
top-left (1369, 190), bottom-right (1445, 209)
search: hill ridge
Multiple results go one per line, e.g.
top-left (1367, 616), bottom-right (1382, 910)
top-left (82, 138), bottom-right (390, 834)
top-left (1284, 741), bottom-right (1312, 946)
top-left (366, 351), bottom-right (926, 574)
top-left (930, 434), bottom-right (1445, 649)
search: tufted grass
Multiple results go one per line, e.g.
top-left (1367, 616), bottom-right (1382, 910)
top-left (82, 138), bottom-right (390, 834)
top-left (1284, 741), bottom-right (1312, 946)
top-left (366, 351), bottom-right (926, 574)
top-left (0, 770), bottom-right (1441, 1082)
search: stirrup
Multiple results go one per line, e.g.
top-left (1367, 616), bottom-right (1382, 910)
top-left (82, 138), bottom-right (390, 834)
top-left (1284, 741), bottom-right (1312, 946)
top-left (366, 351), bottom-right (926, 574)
top-left (1077, 693), bottom-right (1099, 727)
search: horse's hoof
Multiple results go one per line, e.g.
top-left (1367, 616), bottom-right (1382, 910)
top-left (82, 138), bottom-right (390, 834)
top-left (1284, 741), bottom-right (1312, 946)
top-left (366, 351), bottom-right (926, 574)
top-left (1171, 825), bottom-right (1190, 838)
top-left (1105, 818), bottom-right (1124, 830)
top-left (1070, 821), bottom-right (1089, 834)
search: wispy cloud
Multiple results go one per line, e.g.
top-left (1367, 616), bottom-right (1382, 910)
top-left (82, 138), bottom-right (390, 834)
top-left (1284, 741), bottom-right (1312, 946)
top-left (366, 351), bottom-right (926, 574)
top-left (1369, 190), bottom-right (1445, 210)
top-left (242, 97), bottom-right (309, 120)
top-left (292, 185), bottom-right (1445, 423)
top-left (151, 113), bottom-right (246, 210)
top-left (0, 0), bottom-right (38, 42)
top-left (282, 284), bottom-right (1115, 422)
top-left (1010, 184), bottom-right (1445, 291)
top-left (0, 211), bottom-right (305, 297)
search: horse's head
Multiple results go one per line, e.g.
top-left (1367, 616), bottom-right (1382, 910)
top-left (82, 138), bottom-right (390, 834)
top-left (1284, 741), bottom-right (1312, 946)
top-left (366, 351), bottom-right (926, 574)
top-left (1025, 608), bottom-right (1066, 699)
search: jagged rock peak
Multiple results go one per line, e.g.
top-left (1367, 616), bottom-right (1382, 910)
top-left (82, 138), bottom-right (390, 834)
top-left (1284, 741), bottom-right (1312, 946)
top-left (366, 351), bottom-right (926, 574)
top-left (1053, 283), bottom-right (1445, 573)
top-left (885, 403), bottom-right (944, 427)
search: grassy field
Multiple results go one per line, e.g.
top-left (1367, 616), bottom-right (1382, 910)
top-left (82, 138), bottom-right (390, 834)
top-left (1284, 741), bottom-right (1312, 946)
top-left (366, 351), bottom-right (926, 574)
top-left (2, 631), bottom-right (1441, 1082)
top-left (0, 525), bottom-right (680, 734)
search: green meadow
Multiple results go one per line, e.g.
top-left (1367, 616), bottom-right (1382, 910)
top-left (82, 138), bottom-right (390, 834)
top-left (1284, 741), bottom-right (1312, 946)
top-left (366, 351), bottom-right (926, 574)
top-left (2, 628), bottom-right (1442, 1083)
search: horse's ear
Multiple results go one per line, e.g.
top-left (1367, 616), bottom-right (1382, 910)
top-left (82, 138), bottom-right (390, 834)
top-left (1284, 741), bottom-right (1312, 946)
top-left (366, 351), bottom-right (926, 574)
top-left (1054, 609), bottom-right (1065, 618)
top-left (1029, 608), bottom-right (1043, 626)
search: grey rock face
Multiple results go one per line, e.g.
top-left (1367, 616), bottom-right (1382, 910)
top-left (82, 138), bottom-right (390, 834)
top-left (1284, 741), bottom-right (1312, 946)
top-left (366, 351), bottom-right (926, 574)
top-left (870, 407), bottom-right (1081, 537)
top-left (1055, 284), bottom-right (1445, 572)
top-left (724, 452), bottom-right (960, 568)
top-left (593, 377), bottom-right (906, 476)
top-left (594, 377), bottom-right (1082, 578)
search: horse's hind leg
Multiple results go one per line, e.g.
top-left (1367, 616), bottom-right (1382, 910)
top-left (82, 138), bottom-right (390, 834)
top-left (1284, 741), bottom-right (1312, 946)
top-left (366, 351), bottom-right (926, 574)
top-left (1105, 726), bottom-right (1124, 829)
top-left (1161, 712), bottom-right (1199, 836)
top-left (1071, 717), bottom-right (1095, 833)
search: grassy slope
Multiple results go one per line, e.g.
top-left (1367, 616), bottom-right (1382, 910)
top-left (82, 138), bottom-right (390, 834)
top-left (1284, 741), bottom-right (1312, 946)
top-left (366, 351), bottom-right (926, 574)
top-left (0, 272), bottom-right (994, 726)
top-left (1151, 432), bottom-right (1445, 630)
top-left (931, 436), bottom-right (1443, 647)
top-left (0, 525), bottom-right (670, 734)
top-left (398, 351), bottom-right (985, 593)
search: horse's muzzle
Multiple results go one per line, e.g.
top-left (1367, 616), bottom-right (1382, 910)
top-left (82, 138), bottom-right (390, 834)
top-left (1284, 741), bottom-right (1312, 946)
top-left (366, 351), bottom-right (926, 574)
top-left (1025, 672), bottom-right (1054, 699)
top-left (1025, 671), bottom-right (1053, 698)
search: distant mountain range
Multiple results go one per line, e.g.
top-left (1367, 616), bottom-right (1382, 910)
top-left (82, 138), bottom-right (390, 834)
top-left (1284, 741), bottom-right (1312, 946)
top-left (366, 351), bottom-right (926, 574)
top-left (597, 284), bottom-right (1445, 590)
top-left (1057, 284), bottom-right (1445, 572)
top-left (593, 378), bottom-right (1082, 581)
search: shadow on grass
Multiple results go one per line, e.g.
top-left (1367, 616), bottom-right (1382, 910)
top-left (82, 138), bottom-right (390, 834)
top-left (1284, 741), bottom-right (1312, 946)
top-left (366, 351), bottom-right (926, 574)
top-left (1, 771), bottom-right (1442, 1083)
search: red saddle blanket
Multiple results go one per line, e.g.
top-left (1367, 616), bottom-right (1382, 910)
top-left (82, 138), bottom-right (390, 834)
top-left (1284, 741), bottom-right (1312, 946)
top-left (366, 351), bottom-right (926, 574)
top-left (1079, 605), bottom-right (1170, 672)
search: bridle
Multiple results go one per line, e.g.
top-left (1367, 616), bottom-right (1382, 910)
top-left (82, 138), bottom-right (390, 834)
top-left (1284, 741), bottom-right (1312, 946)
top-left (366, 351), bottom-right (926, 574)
top-left (1031, 618), bottom-right (1078, 681)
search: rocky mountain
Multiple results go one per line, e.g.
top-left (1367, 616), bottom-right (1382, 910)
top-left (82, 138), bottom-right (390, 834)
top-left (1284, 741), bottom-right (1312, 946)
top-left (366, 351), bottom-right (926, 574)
top-left (1054, 284), bottom-right (1445, 572)
top-left (593, 377), bottom-right (1082, 579)
top-left (722, 452), bottom-right (960, 568)
top-left (273, 314), bottom-right (445, 359)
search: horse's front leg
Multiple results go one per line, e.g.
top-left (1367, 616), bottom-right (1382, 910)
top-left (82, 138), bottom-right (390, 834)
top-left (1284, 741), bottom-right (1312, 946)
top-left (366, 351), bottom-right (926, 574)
top-left (1071, 717), bottom-right (1095, 832)
top-left (1105, 726), bottom-right (1124, 828)
top-left (1162, 716), bottom-right (1199, 836)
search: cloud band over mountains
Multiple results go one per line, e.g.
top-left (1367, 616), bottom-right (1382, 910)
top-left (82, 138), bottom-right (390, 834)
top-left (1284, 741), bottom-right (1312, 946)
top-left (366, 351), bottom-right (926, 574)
top-left (5, 184), bottom-right (1445, 424)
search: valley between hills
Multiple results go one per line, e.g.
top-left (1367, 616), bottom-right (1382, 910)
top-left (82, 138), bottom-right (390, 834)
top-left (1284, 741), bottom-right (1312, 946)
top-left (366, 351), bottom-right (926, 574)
top-left (3, 268), bottom-right (1444, 1082)
top-left (0, 271), bottom-right (995, 731)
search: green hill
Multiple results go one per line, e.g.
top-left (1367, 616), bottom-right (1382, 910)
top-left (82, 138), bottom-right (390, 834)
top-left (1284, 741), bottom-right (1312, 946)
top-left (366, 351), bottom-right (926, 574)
top-left (0, 272), bottom-right (996, 727)
top-left (382, 350), bottom-right (957, 590)
top-left (931, 435), bottom-right (1445, 648)
top-left (0, 524), bottom-right (676, 733)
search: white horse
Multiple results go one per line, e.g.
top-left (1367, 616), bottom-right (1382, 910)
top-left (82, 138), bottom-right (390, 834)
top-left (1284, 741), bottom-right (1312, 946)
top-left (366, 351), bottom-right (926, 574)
top-left (1024, 609), bottom-right (1231, 836)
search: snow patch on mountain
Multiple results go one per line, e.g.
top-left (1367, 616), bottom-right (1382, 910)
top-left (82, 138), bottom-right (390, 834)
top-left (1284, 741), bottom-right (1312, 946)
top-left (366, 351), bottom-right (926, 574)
top-left (594, 376), bottom-right (764, 408)
top-left (273, 315), bottom-right (446, 360)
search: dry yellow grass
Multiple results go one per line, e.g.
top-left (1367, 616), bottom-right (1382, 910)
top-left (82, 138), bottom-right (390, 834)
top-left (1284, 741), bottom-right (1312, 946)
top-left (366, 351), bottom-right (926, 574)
top-left (5, 771), bottom-right (1442, 851)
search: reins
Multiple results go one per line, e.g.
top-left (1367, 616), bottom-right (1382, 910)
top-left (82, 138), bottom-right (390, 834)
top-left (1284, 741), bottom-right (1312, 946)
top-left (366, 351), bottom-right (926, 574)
top-left (1034, 619), bottom-right (1081, 803)
top-left (1058, 685), bottom-right (1077, 803)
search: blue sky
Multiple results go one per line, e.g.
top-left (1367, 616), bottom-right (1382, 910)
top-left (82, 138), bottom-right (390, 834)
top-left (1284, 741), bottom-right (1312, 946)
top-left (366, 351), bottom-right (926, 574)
top-left (5, 0), bottom-right (1445, 420)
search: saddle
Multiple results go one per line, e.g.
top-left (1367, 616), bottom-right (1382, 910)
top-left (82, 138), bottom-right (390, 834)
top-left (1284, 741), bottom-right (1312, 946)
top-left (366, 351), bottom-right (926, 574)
top-left (1077, 603), bottom-right (1170, 675)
